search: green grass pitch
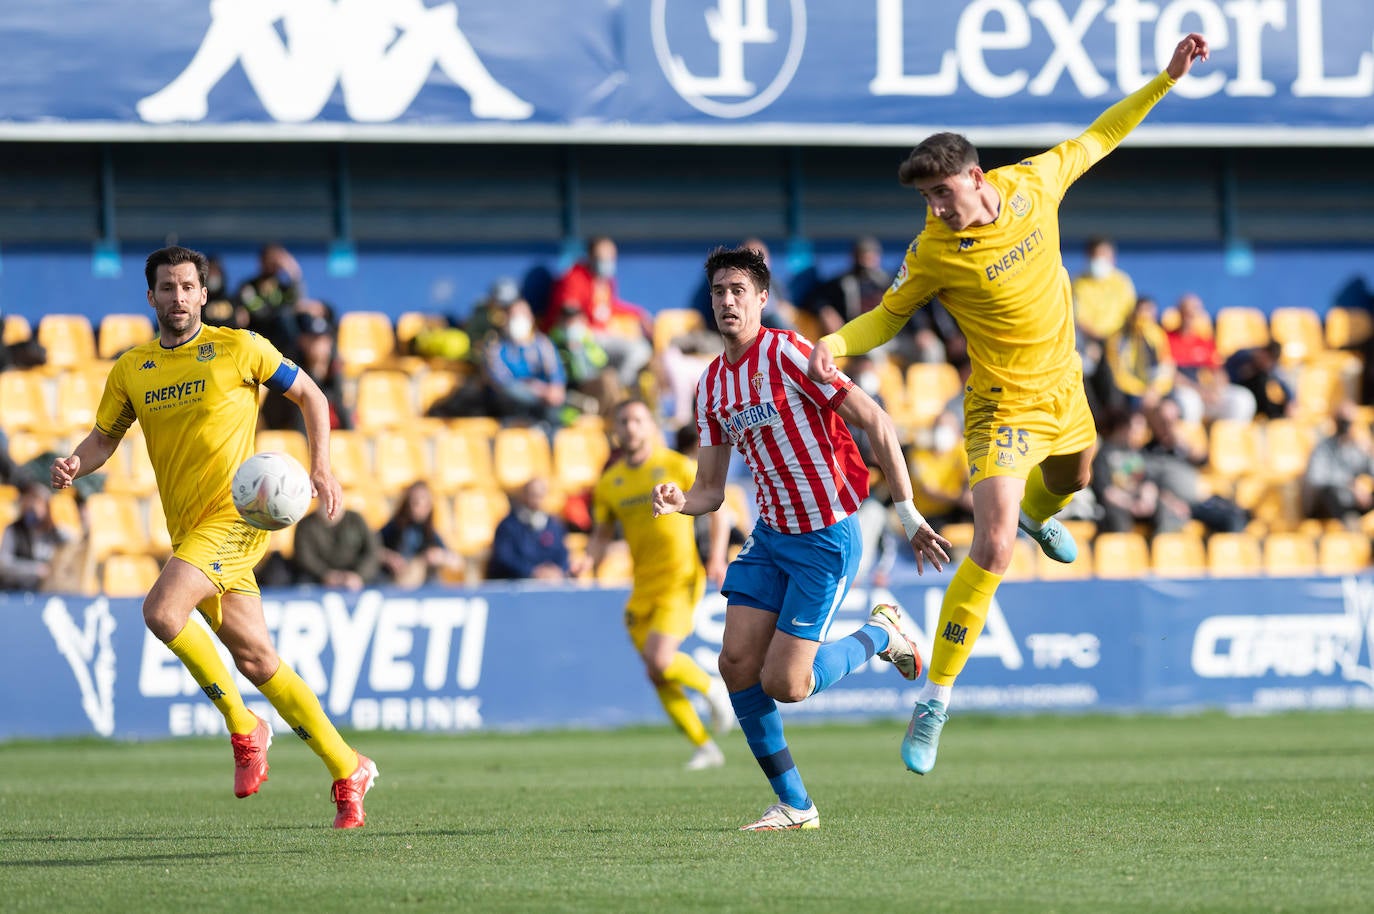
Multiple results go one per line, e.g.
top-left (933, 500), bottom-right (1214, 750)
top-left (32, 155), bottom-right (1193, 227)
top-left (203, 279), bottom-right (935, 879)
top-left (3, 711), bottom-right (1372, 914)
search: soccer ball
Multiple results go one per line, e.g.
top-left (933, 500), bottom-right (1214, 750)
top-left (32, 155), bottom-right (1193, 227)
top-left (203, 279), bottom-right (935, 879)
top-left (231, 452), bottom-right (313, 531)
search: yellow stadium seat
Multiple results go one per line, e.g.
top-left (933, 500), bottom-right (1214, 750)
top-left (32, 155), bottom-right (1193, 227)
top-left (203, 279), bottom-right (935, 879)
top-left (448, 486), bottom-right (510, 557)
top-left (1150, 531), bottom-right (1207, 578)
top-left (254, 429), bottom-right (312, 471)
top-left (1207, 419), bottom-right (1261, 480)
top-left (0, 369), bottom-right (52, 432)
top-left (343, 487), bottom-right (391, 530)
top-left (328, 430), bottom-right (373, 490)
top-left (1262, 532), bottom-right (1318, 577)
top-left (1261, 418), bottom-right (1314, 480)
top-left (1001, 538), bottom-right (1038, 581)
top-left (448, 415), bottom-right (501, 438)
top-left (1294, 355), bottom-right (1359, 419)
top-left (101, 553), bottom-right (162, 598)
top-left (1206, 531), bottom-right (1262, 577)
top-left (1318, 530), bottom-right (1371, 575)
top-left (55, 370), bottom-right (104, 434)
top-left (432, 425), bottom-right (495, 494)
top-left (552, 425), bottom-right (612, 493)
top-left (1268, 307), bottom-right (1325, 364)
top-left (938, 522), bottom-right (976, 551)
top-left (874, 355), bottom-right (908, 417)
top-left (652, 308), bottom-right (705, 353)
top-left (1093, 532), bottom-right (1150, 579)
top-left (104, 432), bottom-right (159, 497)
top-left (85, 493), bottom-right (148, 561)
top-left (353, 369), bottom-right (417, 430)
top-left (36, 314), bottom-right (97, 372)
top-left (97, 313), bottom-right (156, 359)
top-left (492, 427), bottom-right (552, 493)
top-left (903, 362), bottom-right (962, 428)
top-left (336, 311), bottom-right (396, 373)
top-left (1325, 306), bottom-right (1373, 350)
top-left (1213, 306), bottom-right (1269, 358)
top-left (3, 313), bottom-right (31, 346)
top-left (416, 368), bottom-right (466, 416)
top-left (395, 311), bottom-right (448, 353)
top-left (145, 496), bottom-right (173, 559)
top-left (372, 431), bottom-right (431, 494)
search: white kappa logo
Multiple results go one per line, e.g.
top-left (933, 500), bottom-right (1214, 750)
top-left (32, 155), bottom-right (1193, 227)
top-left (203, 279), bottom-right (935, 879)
top-left (138, 0), bottom-right (532, 124)
top-left (651, 0), bottom-right (806, 119)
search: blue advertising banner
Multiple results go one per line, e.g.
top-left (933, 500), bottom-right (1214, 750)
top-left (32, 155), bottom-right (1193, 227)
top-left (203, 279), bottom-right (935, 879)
top-left (4, 574), bottom-right (1373, 741)
top-left (0, 1), bottom-right (1372, 144)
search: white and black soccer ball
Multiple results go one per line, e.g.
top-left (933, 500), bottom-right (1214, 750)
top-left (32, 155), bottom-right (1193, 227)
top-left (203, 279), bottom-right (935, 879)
top-left (231, 452), bottom-right (313, 531)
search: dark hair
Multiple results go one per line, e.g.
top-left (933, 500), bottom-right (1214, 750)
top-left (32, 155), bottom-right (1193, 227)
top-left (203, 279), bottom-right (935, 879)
top-left (613, 396), bottom-right (653, 420)
top-left (897, 132), bottom-right (979, 187)
top-left (704, 245), bottom-right (770, 294)
top-left (144, 246), bottom-right (209, 291)
top-left (387, 481), bottom-right (439, 536)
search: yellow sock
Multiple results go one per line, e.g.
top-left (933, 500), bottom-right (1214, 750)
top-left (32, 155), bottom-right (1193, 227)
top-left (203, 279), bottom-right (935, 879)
top-left (656, 682), bottom-right (710, 746)
top-left (662, 652), bottom-right (712, 695)
top-left (927, 558), bottom-right (1003, 686)
top-left (1021, 464), bottom-right (1074, 524)
top-left (166, 622), bottom-right (258, 735)
top-left (258, 662), bottom-right (357, 780)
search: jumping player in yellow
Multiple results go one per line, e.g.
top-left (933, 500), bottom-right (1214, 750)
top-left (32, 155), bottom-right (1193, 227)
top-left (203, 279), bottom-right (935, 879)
top-left (50, 245), bottom-right (377, 828)
top-left (575, 398), bottom-right (735, 769)
top-left (808, 33), bottom-right (1212, 775)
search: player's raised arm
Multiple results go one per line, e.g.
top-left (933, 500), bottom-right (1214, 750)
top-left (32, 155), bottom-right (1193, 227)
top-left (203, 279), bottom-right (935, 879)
top-left (1167, 32), bottom-right (1209, 80)
top-left (1076, 32), bottom-right (1210, 161)
top-left (654, 443), bottom-right (729, 517)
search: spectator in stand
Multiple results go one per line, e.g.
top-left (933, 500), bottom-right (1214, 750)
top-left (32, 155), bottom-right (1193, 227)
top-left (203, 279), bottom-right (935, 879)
top-left (1142, 396), bottom-right (1247, 534)
top-left (1165, 292), bottom-right (1256, 423)
top-left (234, 243), bottom-right (328, 352)
top-left (1225, 340), bottom-right (1295, 420)
top-left (0, 481), bottom-right (79, 591)
top-left (485, 477), bottom-right (570, 581)
top-left (802, 236), bottom-right (891, 337)
top-left (291, 500), bottom-right (383, 592)
top-left (261, 314), bottom-right (352, 433)
top-left (378, 481), bottom-right (461, 588)
top-left (1072, 237), bottom-right (1137, 410)
top-left (1091, 406), bottom-right (1187, 535)
top-left (464, 276), bottom-right (519, 353)
top-left (548, 236), bottom-right (654, 392)
top-left (201, 255), bottom-right (236, 327)
top-left (483, 296), bottom-right (571, 432)
top-left (547, 299), bottom-right (615, 418)
top-left (0, 429), bottom-right (20, 486)
top-left (1104, 295), bottom-right (1175, 414)
top-left (1302, 401), bottom-right (1374, 529)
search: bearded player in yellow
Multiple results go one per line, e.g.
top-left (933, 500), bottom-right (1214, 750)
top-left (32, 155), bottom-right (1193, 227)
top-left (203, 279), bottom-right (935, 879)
top-left (574, 398), bottom-right (735, 769)
top-left (808, 34), bottom-right (1211, 775)
top-left (50, 245), bottom-right (377, 827)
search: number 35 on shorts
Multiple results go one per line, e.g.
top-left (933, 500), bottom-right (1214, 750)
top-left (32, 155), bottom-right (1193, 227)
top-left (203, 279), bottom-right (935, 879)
top-left (995, 425), bottom-right (1030, 469)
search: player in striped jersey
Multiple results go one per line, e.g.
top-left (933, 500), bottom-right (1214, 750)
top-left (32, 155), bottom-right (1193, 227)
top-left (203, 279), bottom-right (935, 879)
top-left (807, 34), bottom-right (1212, 776)
top-left (653, 246), bottom-right (951, 830)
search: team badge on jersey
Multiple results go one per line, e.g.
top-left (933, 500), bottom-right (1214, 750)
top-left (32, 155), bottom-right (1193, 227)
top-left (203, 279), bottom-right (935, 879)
top-left (958, 238), bottom-right (976, 251)
top-left (1009, 192), bottom-right (1031, 217)
top-left (891, 261), bottom-right (909, 290)
top-left (197, 342), bottom-right (216, 362)
top-left (751, 372), bottom-right (765, 394)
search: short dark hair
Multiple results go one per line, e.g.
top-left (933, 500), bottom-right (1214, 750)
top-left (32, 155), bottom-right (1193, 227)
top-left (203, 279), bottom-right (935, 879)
top-left (613, 396), bottom-right (653, 420)
top-left (704, 245), bottom-right (770, 294)
top-left (898, 132), bottom-right (979, 187)
top-left (144, 246), bottom-right (209, 291)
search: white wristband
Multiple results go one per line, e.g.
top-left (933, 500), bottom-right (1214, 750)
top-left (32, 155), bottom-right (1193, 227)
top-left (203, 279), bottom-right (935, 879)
top-left (893, 499), bottom-right (926, 539)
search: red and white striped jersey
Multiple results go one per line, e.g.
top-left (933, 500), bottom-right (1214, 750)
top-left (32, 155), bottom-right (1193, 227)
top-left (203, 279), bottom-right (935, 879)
top-left (696, 328), bottom-right (869, 534)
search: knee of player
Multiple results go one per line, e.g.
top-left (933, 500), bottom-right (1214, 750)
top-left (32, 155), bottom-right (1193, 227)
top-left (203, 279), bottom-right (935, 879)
top-left (760, 671), bottom-right (809, 704)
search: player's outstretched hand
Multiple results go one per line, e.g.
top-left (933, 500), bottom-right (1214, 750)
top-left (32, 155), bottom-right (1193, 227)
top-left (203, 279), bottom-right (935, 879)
top-left (50, 455), bottom-right (80, 490)
top-left (1167, 32), bottom-right (1209, 79)
top-left (311, 468), bottom-right (344, 520)
top-left (807, 338), bottom-right (840, 385)
top-left (908, 524), bottom-right (952, 575)
top-left (652, 482), bottom-right (686, 517)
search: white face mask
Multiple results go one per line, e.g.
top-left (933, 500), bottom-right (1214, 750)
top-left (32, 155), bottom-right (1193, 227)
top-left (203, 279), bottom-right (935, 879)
top-left (932, 423), bottom-right (959, 454)
top-left (1088, 257), bottom-right (1113, 280)
top-left (507, 314), bottom-right (533, 341)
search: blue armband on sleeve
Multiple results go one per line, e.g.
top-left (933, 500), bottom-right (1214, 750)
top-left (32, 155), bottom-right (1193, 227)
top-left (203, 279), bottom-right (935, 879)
top-left (264, 358), bottom-right (300, 394)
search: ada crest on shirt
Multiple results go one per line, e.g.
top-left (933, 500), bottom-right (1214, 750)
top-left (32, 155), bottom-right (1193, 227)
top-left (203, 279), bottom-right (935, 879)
top-left (1008, 192), bottom-right (1031, 217)
top-left (197, 342), bottom-right (217, 362)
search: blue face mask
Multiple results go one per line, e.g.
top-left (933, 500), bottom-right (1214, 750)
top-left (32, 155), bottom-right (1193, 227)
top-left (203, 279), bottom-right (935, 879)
top-left (593, 258), bottom-right (616, 279)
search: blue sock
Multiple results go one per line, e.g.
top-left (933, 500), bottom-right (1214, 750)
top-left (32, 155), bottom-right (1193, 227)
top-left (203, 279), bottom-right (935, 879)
top-left (809, 623), bottom-right (888, 696)
top-left (730, 683), bottom-right (810, 810)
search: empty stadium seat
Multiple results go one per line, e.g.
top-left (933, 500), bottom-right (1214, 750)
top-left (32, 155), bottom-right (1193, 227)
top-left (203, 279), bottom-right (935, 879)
top-left (1207, 419), bottom-right (1262, 481)
top-left (54, 370), bottom-right (104, 434)
top-left (1150, 531), bottom-right (1207, 578)
top-left (145, 496), bottom-right (173, 559)
top-left (328, 430), bottom-right (373, 490)
top-left (1093, 532), bottom-right (1150, 579)
top-left (430, 424), bottom-right (495, 494)
top-left (416, 368), bottom-right (466, 416)
top-left (3, 313), bottom-right (31, 346)
top-left (372, 431), bottom-right (431, 494)
top-left (652, 308), bottom-right (705, 353)
top-left (336, 311), bottom-right (396, 373)
top-left (254, 429), bottom-right (312, 470)
top-left (552, 425), bottom-right (612, 493)
top-left (1262, 532), bottom-right (1318, 577)
top-left (448, 486), bottom-right (510, 557)
top-left (492, 427), bottom-right (552, 493)
top-left (1206, 531), bottom-right (1263, 577)
top-left (903, 362), bottom-right (962, 428)
top-left (0, 369), bottom-right (52, 433)
top-left (1261, 419), bottom-right (1314, 480)
top-left (353, 369), bottom-right (417, 430)
top-left (1324, 306), bottom-right (1373, 350)
top-left (101, 553), bottom-right (162, 598)
top-left (97, 313), bottom-right (155, 359)
top-left (1213, 306), bottom-right (1269, 357)
top-left (1318, 530), bottom-right (1371, 575)
top-left (104, 433), bottom-right (159, 497)
top-left (84, 493), bottom-right (148, 561)
top-left (36, 314), bottom-right (98, 372)
top-left (1268, 307), bottom-right (1325, 364)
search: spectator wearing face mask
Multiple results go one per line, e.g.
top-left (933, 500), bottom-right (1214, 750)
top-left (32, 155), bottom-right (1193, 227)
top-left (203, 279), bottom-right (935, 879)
top-left (1072, 236), bottom-right (1137, 412)
top-left (483, 296), bottom-right (570, 432)
top-left (548, 235), bottom-right (654, 392)
top-left (1302, 401), bottom-right (1374, 529)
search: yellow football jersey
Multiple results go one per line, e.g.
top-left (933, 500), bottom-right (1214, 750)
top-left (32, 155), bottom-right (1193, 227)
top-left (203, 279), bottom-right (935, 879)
top-left (827, 71), bottom-right (1177, 401)
top-left (95, 325), bottom-right (294, 545)
top-left (593, 447), bottom-right (702, 592)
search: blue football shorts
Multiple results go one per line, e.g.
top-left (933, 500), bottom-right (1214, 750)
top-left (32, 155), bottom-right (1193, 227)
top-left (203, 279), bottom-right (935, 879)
top-left (720, 513), bottom-right (861, 643)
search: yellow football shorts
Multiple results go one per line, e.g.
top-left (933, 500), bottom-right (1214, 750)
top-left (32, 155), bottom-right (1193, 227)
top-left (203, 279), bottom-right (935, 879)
top-left (174, 508), bottom-right (270, 631)
top-left (963, 367), bottom-right (1097, 482)
top-left (624, 566), bottom-right (706, 651)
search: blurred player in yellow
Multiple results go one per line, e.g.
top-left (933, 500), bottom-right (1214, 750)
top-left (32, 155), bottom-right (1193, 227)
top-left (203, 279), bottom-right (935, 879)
top-left (808, 34), bottom-right (1212, 775)
top-left (574, 398), bottom-right (734, 769)
top-left (50, 245), bottom-right (377, 828)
